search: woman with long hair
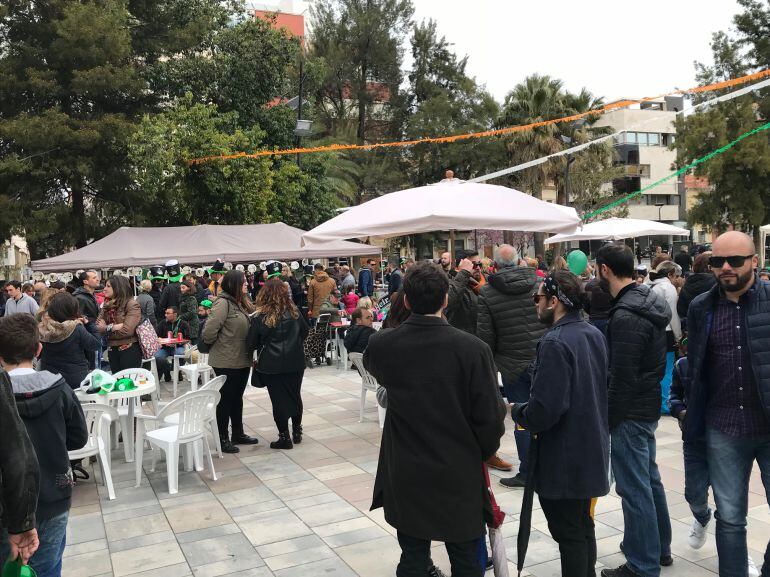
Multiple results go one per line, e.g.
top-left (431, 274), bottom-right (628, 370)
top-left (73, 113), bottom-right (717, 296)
top-left (36, 287), bottom-right (60, 322)
top-left (39, 292), bottom-right (101, 388)
top-left (96, 275), bottom-right (142, 372)
top-left (383, 289), bottom-right (410, 329)
top-left (248, 277), bottom-right (309, 449)
top-left (202, 270), bottom-right (256, 454)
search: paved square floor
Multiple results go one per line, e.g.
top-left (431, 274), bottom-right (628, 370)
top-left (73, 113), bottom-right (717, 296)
top-left (63, 365), bottom-right (768, 576)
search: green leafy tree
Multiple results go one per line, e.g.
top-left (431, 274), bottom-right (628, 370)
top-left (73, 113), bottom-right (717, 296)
top-left (677, 0), bottom-right (770, 236)
top-left (309, 0), bottom-right (414, 142)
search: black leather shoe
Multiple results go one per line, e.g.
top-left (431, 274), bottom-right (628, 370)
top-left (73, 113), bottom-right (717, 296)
top-left (660, 554), bottom-right (673, 567)
top-left (292, 424), bottom-right (303, 444)
top-left (601, 564), bottom-right (641, 577)
top-left (270, 432), bottom-right (293, 450)
top-left (232, 432), bottom-right (259, 445)
top-left (220, 438), bottom-right (240, 453)
top-left (499, 474), bottom-right (526, 488)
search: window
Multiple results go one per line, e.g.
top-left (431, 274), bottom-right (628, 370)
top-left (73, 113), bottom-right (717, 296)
top-left (648, 133), bottom-right (660, 146)
top-left (647, 194), bottom-right (669, 205)
top-left (626, 132), bottom-right (637, 144)
top-left (637, 132), bottom-right (649, 146)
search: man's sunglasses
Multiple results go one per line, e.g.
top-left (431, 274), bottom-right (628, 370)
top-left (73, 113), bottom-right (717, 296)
top-left (471, 261), bottom-right (482, 268)
top-left (708, 255), bottom-right (753, 268)
top-left (533, 294), bottom-right (547, 304)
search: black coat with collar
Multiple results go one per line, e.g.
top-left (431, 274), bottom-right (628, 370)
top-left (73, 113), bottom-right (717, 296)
top-left (363, 314), bottom-right (506, 543)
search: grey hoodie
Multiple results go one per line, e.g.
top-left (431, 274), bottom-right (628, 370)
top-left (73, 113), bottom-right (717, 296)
top-left (11, 370), bottom-right (87, 520)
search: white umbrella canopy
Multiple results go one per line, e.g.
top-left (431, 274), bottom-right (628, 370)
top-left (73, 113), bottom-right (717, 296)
top-left (301, 179), bottom-right (581, 244)
top-left (544, 217), bottom-right (690, 245)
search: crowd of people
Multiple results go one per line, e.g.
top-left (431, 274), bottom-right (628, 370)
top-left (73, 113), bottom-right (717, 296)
top-left (1, 232), bottom-right (769, 577)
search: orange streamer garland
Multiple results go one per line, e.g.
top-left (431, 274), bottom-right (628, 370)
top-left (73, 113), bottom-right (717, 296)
top-left (187, 69), bottom-right (770, 165)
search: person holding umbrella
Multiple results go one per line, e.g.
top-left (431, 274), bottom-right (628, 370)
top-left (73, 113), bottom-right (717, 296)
top-left (511, 270), bottom-right (610, 577)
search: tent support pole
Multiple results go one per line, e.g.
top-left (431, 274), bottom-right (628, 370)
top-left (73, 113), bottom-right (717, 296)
top-left (449, 229), bottom-right (456, 262)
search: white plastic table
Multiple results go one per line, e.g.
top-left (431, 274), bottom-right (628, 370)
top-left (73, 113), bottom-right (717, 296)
top-left (76, 379), bottom-right (157, 463)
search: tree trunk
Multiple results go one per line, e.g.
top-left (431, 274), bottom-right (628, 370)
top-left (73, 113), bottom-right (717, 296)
top-left (71, 178), bottom-right (88, 248)
top-left (357, 64), bottom-right (368, 143)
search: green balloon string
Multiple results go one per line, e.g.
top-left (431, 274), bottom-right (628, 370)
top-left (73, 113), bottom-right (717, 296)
top-left (583, 120), bottom-right (770, 221)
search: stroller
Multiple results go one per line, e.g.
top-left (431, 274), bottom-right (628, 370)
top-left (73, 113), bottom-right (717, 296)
top-left (304, 313), bottom-right (332, 366)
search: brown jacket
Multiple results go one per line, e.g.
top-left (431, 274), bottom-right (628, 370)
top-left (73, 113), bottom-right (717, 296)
top-left (201, 293), bottom-right (252, 369)
top-left (307, 272), bottom-right (337, 318)
top-left (98, 299), bottom-right (141, 347)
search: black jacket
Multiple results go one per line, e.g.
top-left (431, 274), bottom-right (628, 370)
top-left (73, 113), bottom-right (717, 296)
top-left (512, 312), bottom-right (609, 500)
top-left (676, 273), bottom-right (716, 321)
top-left (159, 282), bottom-right (182, 322)
top-left (73, 287), bottom-right (99, 323)
top-left (446, 269), bottom-right (479, 335)
top-left (344, 324), bottom-right (376, 354)
top-left (668, 357), bottom-right (689, 421)
top-left (248, 310), bottom-right (309, 374)
top-left (0, 370), bottom-right (39, 534)
top-left (157, 318), bottom-right (190, 341)
top-left (584, 278), bottom-right (613, 321)
top-left (684, 278), bottom-right (770, 442)
top-left (39, 319), bottom-right (101, 389)
top-left (674, 251), bottom-right (693, 274)
top-left (364, 315), bottom-right (506, 543)
top-left (387, 268), bottom-right (403, 297)
top-left (477, 266), bottom-right (545, 382)
top-left (607, 283), bottom-right (671, 429)
top-left (10, 370), bottom-right (87, 521)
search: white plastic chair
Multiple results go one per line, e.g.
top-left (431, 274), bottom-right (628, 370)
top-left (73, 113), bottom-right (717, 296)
top-left (161, 375), bottom-right (227, 460)
top-left (69, 404), bottom-right (119, 500)
top-left (179, 351), bottom-right (212, 392)
top-left (134, 389), bottom-right (220, 495)
top-left (172, 345), bottom-right (197, 397)
top-left (349, 353), bottom-right (379, 423)
top-left (142, 356), bottom-right (159, 385)
top-left (109, 368), bottom-right (158, 462)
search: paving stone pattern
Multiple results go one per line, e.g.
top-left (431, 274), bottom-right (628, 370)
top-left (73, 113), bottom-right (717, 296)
top-left (64, 366), bottom-right (768, 576)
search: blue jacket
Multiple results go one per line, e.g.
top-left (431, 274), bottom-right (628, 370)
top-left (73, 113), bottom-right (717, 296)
top-left (358, 266), bottom-right (374, 297)
top-left (512, 312), bottom-right (610, 500)
top-left (668, 357), bottom-right (689, 420)
top-left (684, 278), bottom-right (770, 442)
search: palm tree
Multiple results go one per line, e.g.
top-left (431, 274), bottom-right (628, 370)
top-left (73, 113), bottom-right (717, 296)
top-left (499, 74), bottom-right (569, 257)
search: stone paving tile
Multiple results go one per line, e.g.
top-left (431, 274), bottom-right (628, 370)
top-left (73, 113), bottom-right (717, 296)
top-left (64, 366), bottom-right (768, 576)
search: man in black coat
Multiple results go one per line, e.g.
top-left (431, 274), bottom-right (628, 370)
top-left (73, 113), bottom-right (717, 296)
top-left (511, 271), bottom-right (609, 577)
top-left (446, 250), bottom-right (483, 335)
top-left (595, 244), bottom-right (672, 577)
top-left (364, 262), bottom-right (506, 577)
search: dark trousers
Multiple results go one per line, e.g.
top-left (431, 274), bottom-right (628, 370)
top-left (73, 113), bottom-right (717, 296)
top-left (396, 531), bottom-right (483, 577)
top-left (539, 496), bottom-right (597, 577)
top-left (502, 370), bottom-right (531, 476)
top-left (213, 367), bottom-right (250, 438)
top-left (262, 370), bottom-right (304, 433)
top-left (107, 342), bottom-right (143, 373)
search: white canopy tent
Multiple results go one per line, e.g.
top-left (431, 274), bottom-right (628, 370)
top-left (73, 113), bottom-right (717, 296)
top-left (32, 222), bottom-right (379, 271)
top-left (301, 179), bottom-right (581, 246)
top-left (544, 218), bottom-right (690, 244)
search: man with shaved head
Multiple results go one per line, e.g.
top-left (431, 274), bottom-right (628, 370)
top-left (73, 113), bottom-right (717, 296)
top-left (477, 244), bottom-right (546, 481)
top-left (684, 231), bottom-right (770, 577)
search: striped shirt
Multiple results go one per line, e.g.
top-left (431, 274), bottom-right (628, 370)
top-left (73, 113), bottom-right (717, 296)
top-left (706, 294), bottom-right (770, 437)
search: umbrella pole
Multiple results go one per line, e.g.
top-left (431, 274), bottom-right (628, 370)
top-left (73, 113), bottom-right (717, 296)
top-left (449, 229), bottom-right (456, 263)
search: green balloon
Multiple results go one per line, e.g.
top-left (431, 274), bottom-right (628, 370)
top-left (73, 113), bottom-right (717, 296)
top-left (567, 250), bottom-right (588, 275)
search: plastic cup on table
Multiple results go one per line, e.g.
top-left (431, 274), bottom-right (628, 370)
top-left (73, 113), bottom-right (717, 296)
top-left (167, 331), bottom-right (172, 340)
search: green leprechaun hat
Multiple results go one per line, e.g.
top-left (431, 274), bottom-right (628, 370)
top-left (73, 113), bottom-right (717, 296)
top-left (165, 259), bottom-right (183, 283)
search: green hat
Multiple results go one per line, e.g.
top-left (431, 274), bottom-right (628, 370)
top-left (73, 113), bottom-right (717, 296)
top-left (165, 259), bottom-right (183, 283)
top-left (207, 259), bottom-right (226, 275)
top-left (148, 265), bottom-right (166, 281)
top-left (200, 299), bottom-right (213, 309)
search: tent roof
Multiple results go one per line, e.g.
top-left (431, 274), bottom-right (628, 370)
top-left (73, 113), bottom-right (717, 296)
top-left (544, 217), bottom-right (690, 244)
top-left (32, 222), bottom-right (379, 271)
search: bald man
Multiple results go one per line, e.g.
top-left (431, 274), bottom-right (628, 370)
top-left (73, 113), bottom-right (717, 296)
top-left (439, 252), bottom-right (456, 278)
top-left (683, 231), bottom-right (770, 577)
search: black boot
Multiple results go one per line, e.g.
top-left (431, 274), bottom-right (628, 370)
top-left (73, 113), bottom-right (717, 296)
top-left (220, 436), bottom-right (240, 454)
top-left (292, 424), bottom-right (303, 444)
top-left (232, 428), bottom-right (259, 445)
top-left (270, 432), bottom-right (293, 450)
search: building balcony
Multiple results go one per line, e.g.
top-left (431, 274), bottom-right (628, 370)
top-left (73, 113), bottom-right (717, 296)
top-left (627, 204), bottom-right (679, 221)
top-left (624, 164), bottom-right (651, 178)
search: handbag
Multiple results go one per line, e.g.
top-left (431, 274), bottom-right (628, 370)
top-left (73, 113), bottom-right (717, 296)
top-left (250, 345), bottom-right (265, 388)
top-left (135, 318), bottom-right (160, 359)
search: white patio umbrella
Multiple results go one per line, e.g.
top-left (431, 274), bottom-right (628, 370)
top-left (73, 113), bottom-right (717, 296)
top-left (301, 178), bottom-right (581, 245)
top-left (544, 217), bottom-right (690, 244)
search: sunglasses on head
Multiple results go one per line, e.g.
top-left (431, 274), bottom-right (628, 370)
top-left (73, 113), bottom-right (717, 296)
top-left (708, 255), bottom-right (753, 268)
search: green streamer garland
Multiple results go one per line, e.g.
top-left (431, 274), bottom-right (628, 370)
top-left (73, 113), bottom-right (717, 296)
top-left (583, 120), bottom-right (770, 221)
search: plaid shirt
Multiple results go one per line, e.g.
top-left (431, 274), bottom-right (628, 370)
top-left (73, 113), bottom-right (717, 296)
top-left (706, 293), bottom-right (770, 437)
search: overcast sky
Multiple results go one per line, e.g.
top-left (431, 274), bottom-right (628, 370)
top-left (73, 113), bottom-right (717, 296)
top-left (408, 0), bottom-right (741, 103)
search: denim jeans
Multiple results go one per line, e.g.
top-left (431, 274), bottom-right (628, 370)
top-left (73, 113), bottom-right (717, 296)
top-left (683, 439), bottom-right (712, 527)
top-left (154, 346), bottom-right (185, 376)
top-left (0, 511), bottom-right (69, 577)
top-left (502, 370), bottom-right (531, 477)
top-left (706, 427), bottom-right (770, 577)
top-left (611, 420), bottom-right (672, 577)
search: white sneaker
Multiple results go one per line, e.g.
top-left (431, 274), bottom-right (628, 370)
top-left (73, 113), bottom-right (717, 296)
top-left (688, 516), bottom-right (709, 549)
top-left (748, 556), bottom-right (759, 577)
